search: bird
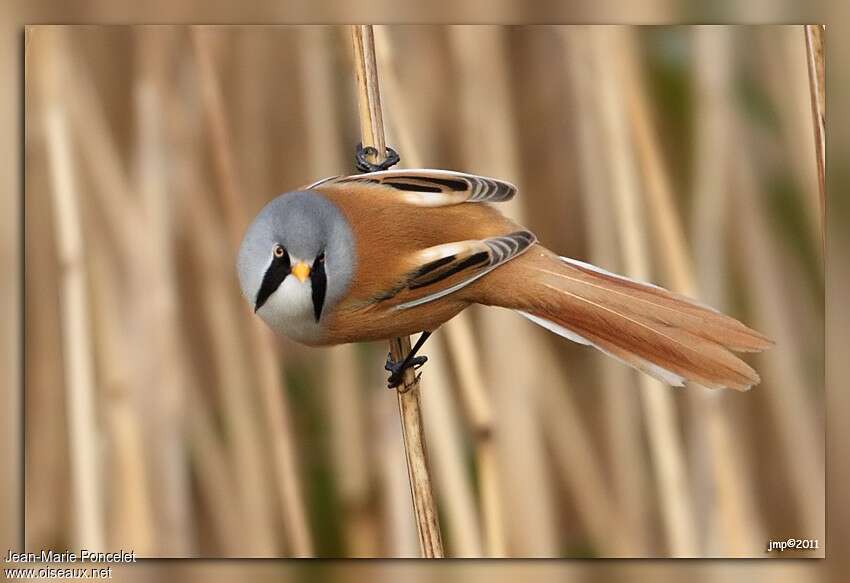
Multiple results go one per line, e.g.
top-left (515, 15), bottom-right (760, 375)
top-left (236, 169), bottom-right (772, 391)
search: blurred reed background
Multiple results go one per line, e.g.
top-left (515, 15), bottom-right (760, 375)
top-left (24, 25), bottom-right (824, 559)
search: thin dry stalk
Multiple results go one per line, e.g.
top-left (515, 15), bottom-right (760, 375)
top-left (62, 50), bottom-right (141, 260)
top-left (22, 158), bottom-right (70, 551)
top-left (590, 26), bottom-right (698, 557)
top-left (192, 27), bottom-right (313, 557)
top-left (63, 60), bottom-right (194, 554)
top-left (757, 28), bottom-right (823, 265)
top-left (190, 37), bottom-right (279, 555)
top-left (735, 155), bottom-right (825, 546)
top-left (534, 355), bottom-right (623, 555)
top-left (360, 61), bottom-right (487, 554)
top-left (56, 37), bottom-right (158, 553)
top-left (87, 231), bottom-right (156, 554)
top-left (624, 26), bottom-right (765, 555)
top-left (350, 24), bottom-right (444, 558)
top-left (804, 24), bottom-right (826, 254)
top-left (299, 26), bottom-right (378, 557)
top-left (374, 388), bottom-right (420, 557)
top-left (185, 392), bottom-right (245, 555)
top-left (38, 30), bottom-right (105, 550)
top-left (165, 85), bottom-right (254, 556)
top-left (373, 25), bottom-right (497, 556)
top-left (186, 188), bottom-right (278, 555)
top-left (564, 26), bottom-right (651, 556)
top-left (452, 25), bottom-right (619, 556)
top-left (235, 30), bottom-right (273, 204)
top-left (448, 24), bottom-right (559, 556)
top-left (132, 29), bottom-right (195, 554)
top-left (420, 342), bottom-right (484, 556)
top-left (448, 25), bottom-right (620, 556)
top-left (441, 324), bottom-right (505, 557)
top-left (325, 346), bottom-right (380, 556)
top-left (2, 25), bottom-right (20, 557)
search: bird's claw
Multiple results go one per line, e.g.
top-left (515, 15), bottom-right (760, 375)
top-left (385, 353), bottom-right (428, 389)
top-left (356, 142), bottom-right (401, 173)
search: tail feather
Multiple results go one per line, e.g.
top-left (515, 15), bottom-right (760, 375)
top-left (519, 310), bottom-right (688, 387)
top-left (555, 256), bottom-right (772, 353)
top-left (478, 246), bottom-right (772, 391)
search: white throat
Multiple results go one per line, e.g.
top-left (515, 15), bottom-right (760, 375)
top-left (256, 272), bottom-right (323, 344)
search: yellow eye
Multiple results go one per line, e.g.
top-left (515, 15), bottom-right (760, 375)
top-left (274, 245), bottom-right (285, 258)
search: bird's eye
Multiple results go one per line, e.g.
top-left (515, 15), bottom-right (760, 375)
top-left (317, 252), bottom-right (325, 263)
top-left (273, 245), bottom-right (286, 258)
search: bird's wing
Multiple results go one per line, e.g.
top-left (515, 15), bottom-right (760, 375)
top-left (371, 230), bottom-right (536, 310)
top-left (308, 169), bottom-right (517, 207)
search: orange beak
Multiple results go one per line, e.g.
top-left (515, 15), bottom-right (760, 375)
top-left (291, 261), bottom-right (311, 283)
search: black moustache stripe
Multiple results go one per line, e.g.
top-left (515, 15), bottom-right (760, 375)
top-left (255, 251), bottom-right (291, 312)
top-left (311, 255), bottom-right (327, 322)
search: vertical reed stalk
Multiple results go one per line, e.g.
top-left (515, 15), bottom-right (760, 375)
top-left (420, 342), bottom-right (484, 556)
top-left (192, 27), bottom-right (313, 556)
top-left (624, 26), bottom-right (765, 555)
top-left (69, 42), bottom-right (202, 553)
top-left (375, 388), bottom-right (420, 557)
top-left (185, 390), bottom-right (245, 555)
top-left (38, 30), bottom-right (105, 550)
top-left (373, 25), bottom-right (497, 555)
top-left (87, 230), bottom-right (156, 554)
top-left (375, 155), bottom-right (485, 552)
top-left (804, 24), bottom-right (826, 254)
top-left (56, 41), bottom-right (159, 553)
top-left (132, 28), bottom-right (194, 554)
top-left (735, 154), bottom-right (825, 546)
top-left (299, 26), bottom-right (378, 557)
top-left (590, 26), bottom-right (698, 557)
top-left (564, 27), bottom-right (651, 555)
top-left (189, 34), bottom-right (278, 556)
top-left (756, 28), bottom-right (823, 265)
top-left (347, 39), bottom-right (487, 552)
top-left (441, 326), bottom-right (506, 557)
top-left (534, 357), bottom-right (622, 554)
top-left (449, 25), bottom-right (559, 556)
top-left (166, 90), bottom-right (253, 555)
top-left (350, 24), bottom-right (444, 558)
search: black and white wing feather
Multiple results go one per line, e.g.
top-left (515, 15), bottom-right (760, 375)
top-left (375, 230), bottom-right (536, 310)
top-left (309, 169), bottom-right (517, 207)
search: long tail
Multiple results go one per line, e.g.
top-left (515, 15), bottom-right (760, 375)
top-left (474, 245), bottom-right (773, 391)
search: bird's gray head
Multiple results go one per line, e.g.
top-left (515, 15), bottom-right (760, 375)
top-left (237, 191), bottom-right (355, 343)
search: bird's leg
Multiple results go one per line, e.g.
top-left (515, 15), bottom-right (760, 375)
top-left (385, 330), bottom-right (432, 389)
top-left (355, 142), bottom-right (401, 173)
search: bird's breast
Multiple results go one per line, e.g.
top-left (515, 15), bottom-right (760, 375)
top-left (256, 277), bottom-right (326, 345)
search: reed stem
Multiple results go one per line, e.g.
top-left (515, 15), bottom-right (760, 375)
top-left (372, 25), bottom-right (500, 555)
top-left (448, 25), bottom-right (560, 556)
top-left (192, 28), bottom-right (313, 557)
top-left (625, 26), bottom-right (766, 554)
top-left (804, 24), bottom-right (826, 255)
top-left (349, 24), bottom-right (444, 558)
top-left (589, 26), bottom-right (698, 557)
top-left (39, 30), bottom-right (105, 550)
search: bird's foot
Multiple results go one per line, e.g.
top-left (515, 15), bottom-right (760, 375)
top-left (355, 142), bottom-right (400, 173)
top-left (385, 353), bottom-right (428, 389)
